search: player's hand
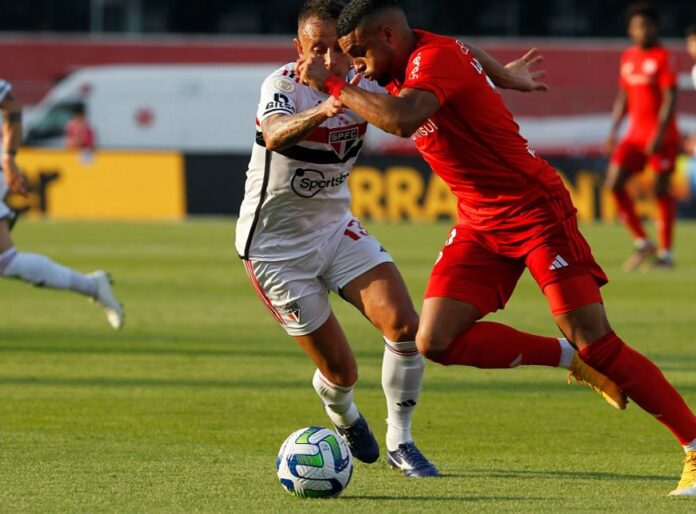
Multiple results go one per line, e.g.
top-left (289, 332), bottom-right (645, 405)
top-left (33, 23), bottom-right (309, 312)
top-left (320, 96), bottom-right (345, 118)
top-left (296, 55), bottom-right (331, 92)
top-left (1, 155), bottom-right (29, 197)
top-left (503, 48), bottom-right (549, 93)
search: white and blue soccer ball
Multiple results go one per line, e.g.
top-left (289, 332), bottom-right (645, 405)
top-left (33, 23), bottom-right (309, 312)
top-left (276, 426), bottom-right (353, 498)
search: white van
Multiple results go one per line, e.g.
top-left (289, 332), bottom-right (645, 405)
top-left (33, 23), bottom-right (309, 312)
top-left (24, 64), bottom-right (279, 153)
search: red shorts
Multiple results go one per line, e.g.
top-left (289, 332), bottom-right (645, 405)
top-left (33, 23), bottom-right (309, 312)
top-left (611, 139), bottom-right (678, 175)
top-left (425, 193), bottom-right (608, 316)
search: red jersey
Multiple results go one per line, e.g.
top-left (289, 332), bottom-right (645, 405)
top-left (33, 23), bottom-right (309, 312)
top-left (619, 45), bottom-right (678, 143)
top-left (386, 30), bottom-right (567, 231)
top-left (65, 118), bottom-right (95, 150)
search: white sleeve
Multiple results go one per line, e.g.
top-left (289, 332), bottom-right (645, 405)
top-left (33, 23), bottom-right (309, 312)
top-left (256, 72), bottom-right (299, 122)
top-left (0, 79), bottom-right (12, 103)
top-left (692, 65), bottom-right (696, 91)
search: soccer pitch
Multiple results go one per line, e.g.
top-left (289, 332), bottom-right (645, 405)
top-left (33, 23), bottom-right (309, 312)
top-left (1, 219), bottom-right (696, 513)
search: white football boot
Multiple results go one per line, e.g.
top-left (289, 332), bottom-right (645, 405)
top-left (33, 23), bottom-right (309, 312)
top-left (88, 271), bottom-right (125, 330)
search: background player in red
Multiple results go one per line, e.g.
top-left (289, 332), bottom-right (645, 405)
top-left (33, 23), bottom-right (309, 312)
top-left (297, 0), bottom-right (696, 496)
top-left (604, 3), bottom-right (679, 271)
top-left (65, 103), bottom-right (96, 151)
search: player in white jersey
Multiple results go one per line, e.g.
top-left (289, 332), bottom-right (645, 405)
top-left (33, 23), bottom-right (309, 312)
top-left (237, 0), bottom-right (552, 476)
top-left (0, 79), bottom-right (124, 329)
top-left (236, 0), bottom-right (438, 476)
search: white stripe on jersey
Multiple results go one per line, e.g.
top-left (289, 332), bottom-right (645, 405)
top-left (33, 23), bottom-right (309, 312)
top-left (0, 79), bottom-right (12, 103)
top-left (235, 63), bottom-right (386, 261)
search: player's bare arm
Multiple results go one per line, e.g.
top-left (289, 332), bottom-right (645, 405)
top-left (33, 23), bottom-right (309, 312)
top-left (646, 85), bottom-right (677, 154)
top-left (605, 89), bottom-right (628, 153)
top-left (465, 45), bottom-right (549, 92)
top-left (261, 96), bottom-right (343, 152)
top-left (297, 55), bottom-right (439, 138)
top-left (0, 93), bottom-right (28, 197)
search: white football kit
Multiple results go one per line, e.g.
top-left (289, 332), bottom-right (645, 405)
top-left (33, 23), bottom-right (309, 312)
top-left (0, 79), bottom-right (13, 219)
top-left (235, 64), bottom-right (392, 336)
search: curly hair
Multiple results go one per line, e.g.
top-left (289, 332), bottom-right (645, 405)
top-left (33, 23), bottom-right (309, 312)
top-left (336, 0), bottom-right (402, 38)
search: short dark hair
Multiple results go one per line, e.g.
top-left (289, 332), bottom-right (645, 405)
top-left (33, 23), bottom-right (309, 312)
top-left (337, 0), bottom-right (402, 38)
top-left (298, 0), bottom-right (346, 27)
top-left (626, 2), bottom-right (659, 25)
top-left (687, 24), bottom-right (696, 38)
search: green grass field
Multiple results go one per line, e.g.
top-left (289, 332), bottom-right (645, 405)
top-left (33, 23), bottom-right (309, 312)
top-left (1, 219), bottom-right (696, 513)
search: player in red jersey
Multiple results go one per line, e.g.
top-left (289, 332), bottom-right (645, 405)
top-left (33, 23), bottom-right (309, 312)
top-left (604, 3), bottom-right (679, 270)
top-left (297, 0), bottom-right (696, 496)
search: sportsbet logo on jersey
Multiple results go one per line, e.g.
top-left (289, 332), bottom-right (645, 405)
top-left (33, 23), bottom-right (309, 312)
top-left (292, 168), bottom-right (350, 198)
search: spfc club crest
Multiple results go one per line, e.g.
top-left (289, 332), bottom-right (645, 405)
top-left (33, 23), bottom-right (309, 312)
top-left (328, 126), bottom-right (360, 158)
top-left (278, 301), bottom-right (301, 324)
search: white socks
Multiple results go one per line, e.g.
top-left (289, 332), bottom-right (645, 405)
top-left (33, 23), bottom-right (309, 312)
top-left (312, 369), bottom-right (360, 428)
top-left (382, 337), bottom-right (424, 451)
top-left (0, 247), bottom-right (97, 297)
top-left (558, 338), bottom-right (576, 369)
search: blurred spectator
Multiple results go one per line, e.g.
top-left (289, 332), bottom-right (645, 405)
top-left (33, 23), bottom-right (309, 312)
top-left (685, 24), bottom-right (696, 156)
top-left (65, 103), bottom-right (95, 151)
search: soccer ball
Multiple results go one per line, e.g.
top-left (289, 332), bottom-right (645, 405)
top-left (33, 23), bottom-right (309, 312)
top-left (276, 426), bottom-right (353, 498)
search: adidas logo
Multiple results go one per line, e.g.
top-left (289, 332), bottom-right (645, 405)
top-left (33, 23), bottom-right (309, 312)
top-left (396, 399), bottom-right (417, 408)
top-left (549, 254), bottom-right (569, 270)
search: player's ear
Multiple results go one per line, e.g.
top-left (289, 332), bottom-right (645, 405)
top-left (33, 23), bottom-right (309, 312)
top-left (293, 38), bottom-right (303, 58)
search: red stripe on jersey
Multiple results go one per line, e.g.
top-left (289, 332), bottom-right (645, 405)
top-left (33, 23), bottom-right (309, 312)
top-left (243, 260), bottom-right (286, 325)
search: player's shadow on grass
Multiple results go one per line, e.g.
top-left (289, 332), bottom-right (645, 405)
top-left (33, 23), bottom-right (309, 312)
top-left (341, 494), bottom-right (544, 502)
top-left (444, 468), bottom-right (673, 481)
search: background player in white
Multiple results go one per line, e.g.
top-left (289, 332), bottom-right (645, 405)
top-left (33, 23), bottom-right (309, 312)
top-left (0, 79), bottom-right (124, 329)
top-left (236, 0), bottom-right (616, 475)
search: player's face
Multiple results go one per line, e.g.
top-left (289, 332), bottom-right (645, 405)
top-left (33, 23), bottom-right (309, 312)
top-left (295, 17), bottom-right (351, 78)
top-left (628, 15), bottom-right (657, 48)
top-left (339, 26), bottom-right (395, 86)
top-left (688, 35), bottom-right (696, 61)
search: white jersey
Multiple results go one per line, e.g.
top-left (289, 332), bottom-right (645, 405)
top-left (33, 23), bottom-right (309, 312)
top-left (235, 63), bottom-right (384, 261)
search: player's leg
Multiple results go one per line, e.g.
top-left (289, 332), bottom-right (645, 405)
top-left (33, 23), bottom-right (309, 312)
top-left (649, 148), bottom-right (678, 268)
top-left (327, 218), bottom-right (436, 475)
top-left (242, 256), bottom-right (379, 463)
top-left (553, 298), bottom-right (696, 495)
top-left (605, 143), bottom-right (655, 270)
top-left (0, 218), bottom-right (123, 329)
top-left (418, 225), bottom-right (625, 409)
top-left (419, 226), bottom-right (576, 369)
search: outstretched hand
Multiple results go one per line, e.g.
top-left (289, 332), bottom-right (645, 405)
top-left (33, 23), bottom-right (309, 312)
top-left (504, 48), bottom-right (549, 93)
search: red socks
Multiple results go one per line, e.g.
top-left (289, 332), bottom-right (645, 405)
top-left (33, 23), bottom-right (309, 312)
top-left (580, 332), bottom-right (696, 445)
top-left (656, 194), bottom-right (676, 253)
top-left (437, 322), bottom-right (561, 368)
top-left (613, 189), bottom-right (647, 240)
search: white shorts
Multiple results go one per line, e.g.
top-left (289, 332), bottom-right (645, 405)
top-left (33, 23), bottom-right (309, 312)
top-left (0, 178), bottom-right (10, 219)
top-left (242, 217), bottom-right (393, 336)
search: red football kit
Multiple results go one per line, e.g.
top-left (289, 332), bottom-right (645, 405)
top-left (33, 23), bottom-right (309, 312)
top-left (612, 45), bottom-right (678, 174)
top-left (386, 30), bottom-right (607, 315)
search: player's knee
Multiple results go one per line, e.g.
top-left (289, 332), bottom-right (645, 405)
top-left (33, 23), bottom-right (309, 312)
top-left (415, 330), bottom-right (452, 363)
top-left (382, 309), bottom-right (419, 342)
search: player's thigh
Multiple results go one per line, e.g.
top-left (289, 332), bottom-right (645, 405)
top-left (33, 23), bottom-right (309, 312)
top-left (419, 226), bottom-right (524, 351)
top-left (293, 312), bottom-right (358, 387)
top-left (241, 257), bottom-right (331, 336)
top-left (417, 297), bottom-right (481, 357)
top-left (650, 144), bottom-right (677, 196)
top-left (525, 212), bottom-right (609, 319)
top-left (340, 261), bottom-right (418, 342)
top-left (607, 141), bottom-right (645, 189)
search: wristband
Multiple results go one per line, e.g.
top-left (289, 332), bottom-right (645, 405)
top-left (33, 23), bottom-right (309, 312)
top-left (324, 75), bottom-right (348, 98)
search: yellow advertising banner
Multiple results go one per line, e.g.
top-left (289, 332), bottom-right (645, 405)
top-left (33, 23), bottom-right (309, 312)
top-left (12, 149), bottom-right (185, 220)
